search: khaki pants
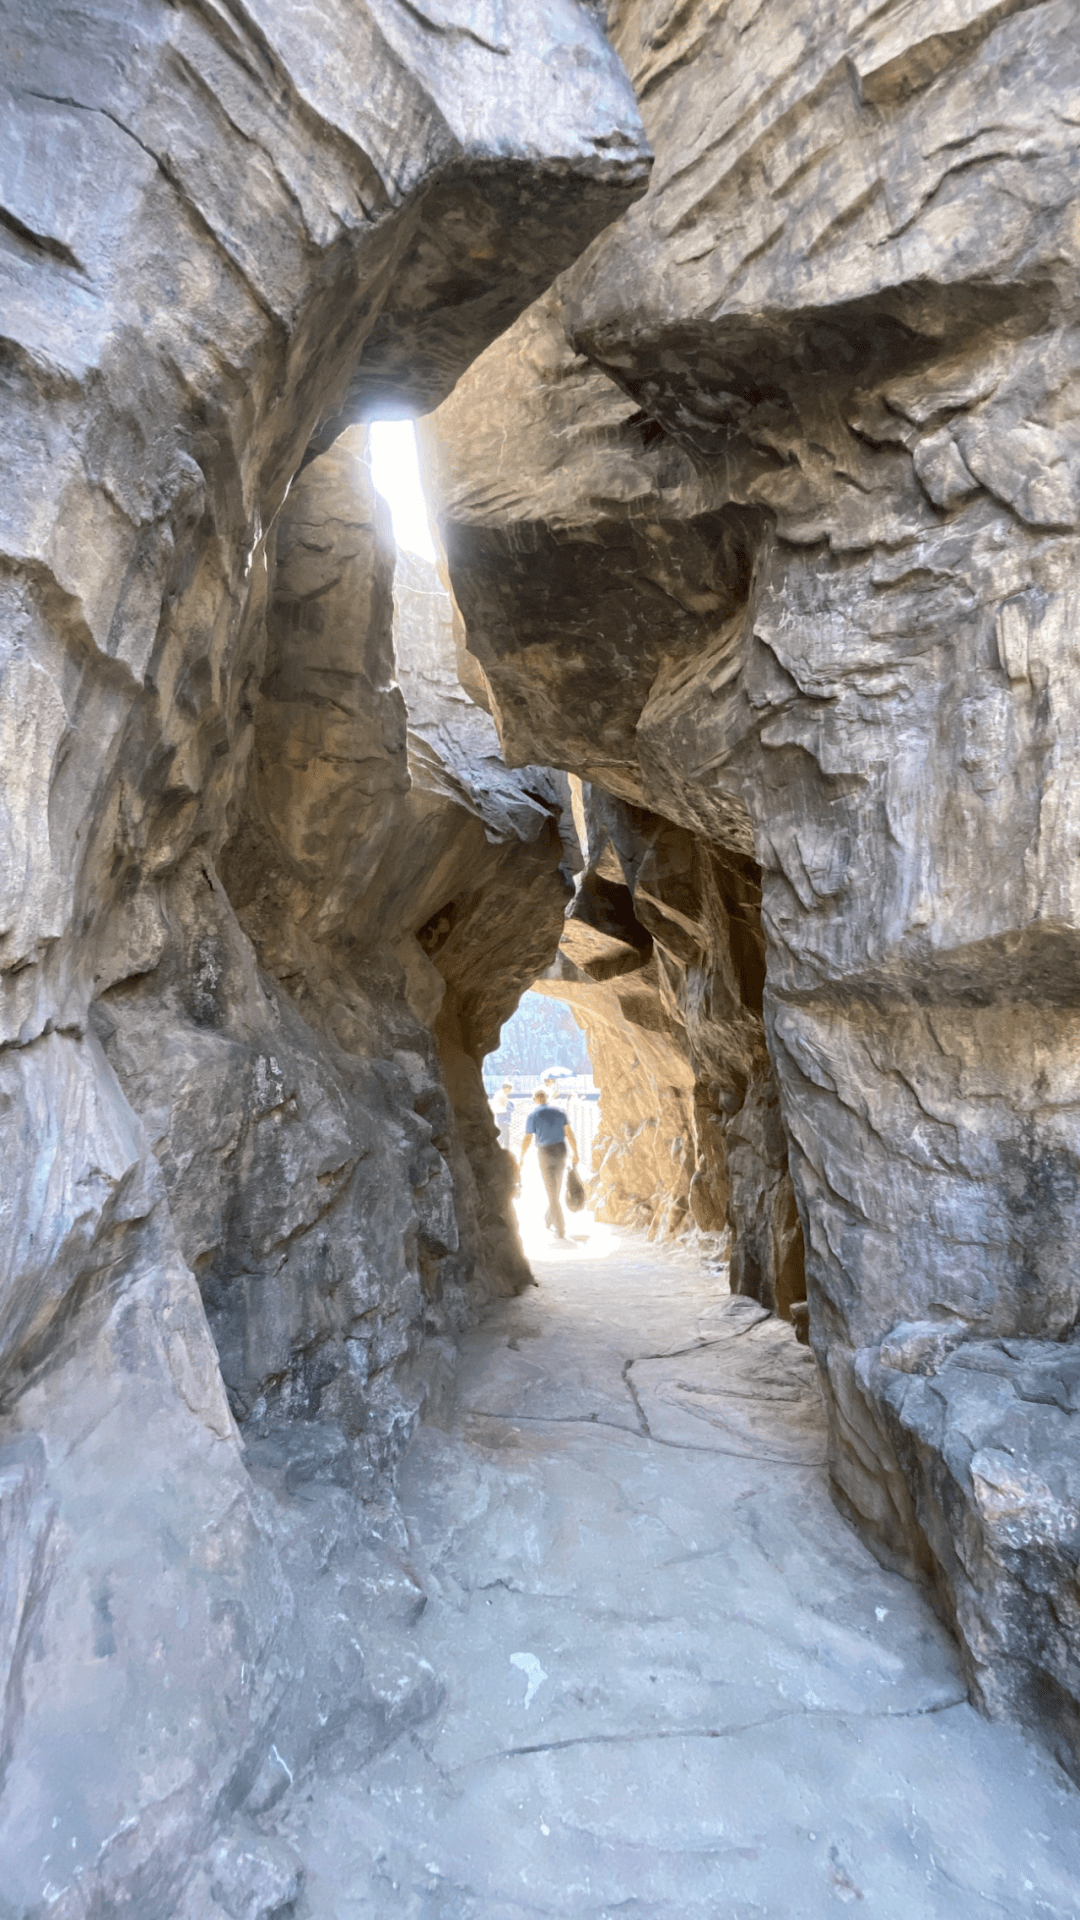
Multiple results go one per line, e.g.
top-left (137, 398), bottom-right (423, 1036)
top-left (537, 1143), bottom-right (567, 1236)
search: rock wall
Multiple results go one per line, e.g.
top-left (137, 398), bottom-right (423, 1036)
top-left (0, 5), bottom-right (648, 1912)
top-left (428, 0), bottom-right (1080, 1780)
top-left (534, 778), bottom-right (777, 1260)
top-left (424, 285), bottom-right (804, 1312)
top-left (6, 0), bottom-right (1080, 1897)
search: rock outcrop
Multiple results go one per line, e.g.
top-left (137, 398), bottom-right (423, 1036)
top-left (428, 0), bottom-right (1080, 1782)
top-left (5, 0), bottom-right (1080, 1903)
top-left (533, 778), bottom-right (776, 1260)
top-left (0, 4), bottom-right (647, 1911)
top-left (425, 282), bottom-right (804, 1309)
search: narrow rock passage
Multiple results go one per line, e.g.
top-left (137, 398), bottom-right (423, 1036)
top-left (287, 1228), bottom-right (1080, 1917)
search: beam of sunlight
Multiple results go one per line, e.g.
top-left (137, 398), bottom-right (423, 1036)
top-left (369, 418), bottom-right (437, 560)
top-left (513, 1178), bottom-right (622, 1262)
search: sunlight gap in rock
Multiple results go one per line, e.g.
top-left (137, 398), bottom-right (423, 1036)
top-left (369, 418), bottom-right (437, 560)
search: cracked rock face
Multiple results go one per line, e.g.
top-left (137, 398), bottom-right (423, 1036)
top-left (428, 0), bottom-right (1080, 1779)
top-left (0, 2), bottom-right (647, 1911)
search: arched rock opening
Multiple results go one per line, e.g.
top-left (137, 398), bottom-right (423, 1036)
top-left (530, 780), bottom-right (806, 1326)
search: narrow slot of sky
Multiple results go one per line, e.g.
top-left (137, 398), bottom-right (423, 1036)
top-left (369, 418), bottom-right (437, 560)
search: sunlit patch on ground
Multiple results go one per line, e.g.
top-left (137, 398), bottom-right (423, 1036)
top-left (512, 1162), bottom-right (623, 1263)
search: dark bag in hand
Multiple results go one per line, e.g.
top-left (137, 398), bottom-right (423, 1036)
top-left (564, 1165), bottom-right (586, 1212)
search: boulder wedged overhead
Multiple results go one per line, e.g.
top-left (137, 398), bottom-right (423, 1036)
top-left (429, 0), bottom-right (1080, 1777)
top-left (0, 3), bottom-right (648, 1909)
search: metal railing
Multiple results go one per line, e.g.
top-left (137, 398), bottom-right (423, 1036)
top-left (485, 1072), bottom-right (597, 1098)
top-left (496, 1087), bottom-right (601, 1175)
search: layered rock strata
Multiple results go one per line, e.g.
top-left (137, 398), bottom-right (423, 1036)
top-left (0, 4), bottom-right (647, 1912)
top-left (429, 0), bottom-right (1080, 1779)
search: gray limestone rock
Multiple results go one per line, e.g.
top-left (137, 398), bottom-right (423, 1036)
top-left (0, 3), bottom-right (648, 1909)
top-left (6, 0), bottom-right (1080, 1900)
top-left (427, 278), bottom-right (802, 1308)
top-left (427, 0), bottom-right (1080, 1782)
top-left (280, 1236), bottom-right (1080, 1918)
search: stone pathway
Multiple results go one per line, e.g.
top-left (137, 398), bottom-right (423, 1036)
top-left (287, 1223), bottom-right (1080, 1916)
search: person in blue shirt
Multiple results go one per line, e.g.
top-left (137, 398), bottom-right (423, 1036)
top-left (520, 1089), bottom-right (580, 1243)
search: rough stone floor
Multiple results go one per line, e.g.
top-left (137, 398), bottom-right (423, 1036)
top-left (286, 1219), bottom-right (1080, 1916)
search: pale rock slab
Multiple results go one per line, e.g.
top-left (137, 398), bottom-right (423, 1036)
top-left (280, 1234), bottom-right (1080, 1917)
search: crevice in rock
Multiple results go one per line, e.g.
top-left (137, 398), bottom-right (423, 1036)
top-left (620, 1357), bottom-right (652, 1436)
top-left (484, 1695), bottom-right (970, 1766)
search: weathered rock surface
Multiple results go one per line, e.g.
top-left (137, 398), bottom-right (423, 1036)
top-left (426, 267), bottom-right (803, 1308)
top-left (534, 778), bottom-right (781, 1261)
top-left (279, 1232), bottom-right (1080, 1917)
top-left (429, 0), bottom-right (1080, 1780)
top-left (0, 3), bottom-right (648, 1910)
top-left (6, 0), bottom-right (1080, 1901)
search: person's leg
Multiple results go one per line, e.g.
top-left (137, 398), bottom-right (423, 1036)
top-left (538, 1144), bottom-right (567, 1237)
top-left (532, 1141), bottom-right (551, 1227)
